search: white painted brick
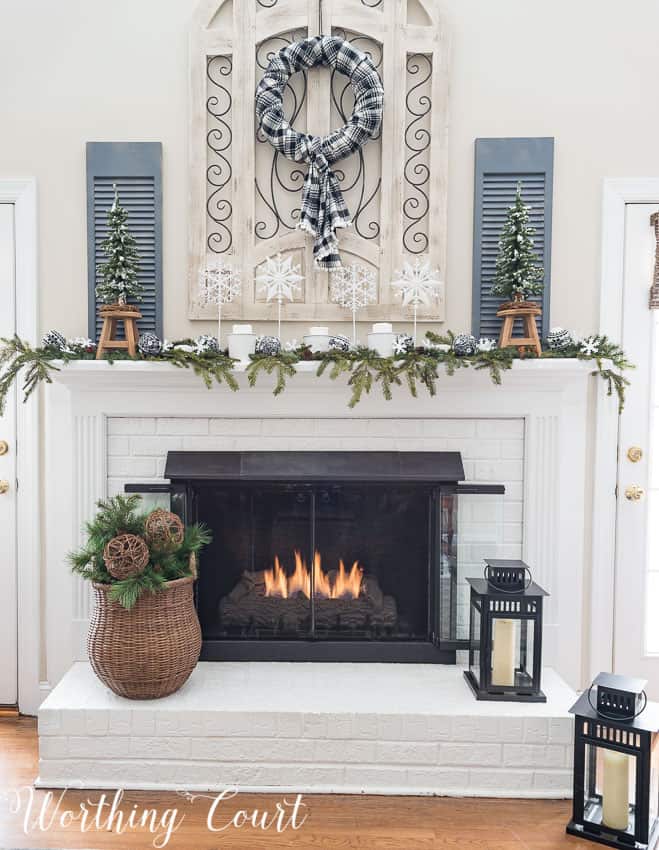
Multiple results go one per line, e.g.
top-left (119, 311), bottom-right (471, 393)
top-left (474, 460), bottom-right (524, 482)
top-left (209, 418), bottom-right (263, 435)
top-left (68, 736), bottom-right (131, 758)
top-left (446, 438), bottom-right (501, 459)
top-left (400, 715), bottom-right (430, 741)
top-left (503, 744), bottom-right (567, 769)
top-left (129, 736), bottom-right (191, 759)
top-left (58, 709), bottom-right (87, 735)
top-left (38, 709), bottom-right (62, 735)
top-left (353, 714), bottom-right (379, 740)
top-left (323, 714), bottom-right (355, 739)
top-left (131, 711), bottom-right (156, 735)
top-left (39, 736), bottom-right (69, 759)
top-left (496, 717), bottom-right (524, 742)
top-left (532, 770), bottom-right (572, 793)
top-left (524, 717), bottom-right (550, 743)
top-left (302, 714), bottom-right (328, 739)
top-left (501, 440), bottom-right (524, 459)
top-left (155, 714), bottom-right (179, 735)
top-left (503, 523), bottom-right (523, 543)
top-left (107, 710), bottom-right (132, 735)
top-left (276, 765), bottom-right (346, 787)
top-left (344, 765), bottom-right (406, 789)
top-left (108, 436), bottom-right (129, 456)
top-left (107, 457), bottom-right (157, 478)
top-left (108, 418), bottom-right (156, 435)
top-left (549, 718), bottom-right (573, 745)
top-left (476, 420), bottom-right (524, 439)
top-left (375, 741), bottom-right (438, 765)
top-left (85, 710), bottom-right (109, 735)
top-left (157, 418), bottom-right (209, 435)
top-left (366, 419), bottom-right (424, 437)
top-left (406, 767), bottom-right (470, 790)
top-left (422, 420), bottom-right (477, 438)
top-left (277, 713), bottom-right (305, 738)
top-left (314, 419), bottom-right (370, 436)
top-left (314, 739), bottom-right (376, 763)
top-left (439, 743), bottom-right (501, 766)
top-left (470, 768), bottom-right (536, 791)
top-left (264, 419), bottom-right (315, 436)
top-left (376, 714), bottom-right (402, 740)
top-left (130, 436), bottom-right (183, 456)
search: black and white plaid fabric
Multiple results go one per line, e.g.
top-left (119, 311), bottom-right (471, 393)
top-left (255, 36), bottom-right (384, 269)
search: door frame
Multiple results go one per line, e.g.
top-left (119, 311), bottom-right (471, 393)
top-left (0, 178), bottom-right (40, 714)
top-left (591, 178), bottom-right (659, 681)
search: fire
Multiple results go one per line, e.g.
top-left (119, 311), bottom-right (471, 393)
top-left (264, 550), bottom-right (363, 600)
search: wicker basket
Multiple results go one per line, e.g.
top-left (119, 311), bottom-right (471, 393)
top-left (88, 572), bottom-right (201, 700)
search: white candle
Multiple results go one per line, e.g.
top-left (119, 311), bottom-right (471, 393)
top-left (602, 750), bottom-right (630, 831)
top-left (227, 326), bottom-right (256, 360)
top-left (309, 326), bottom-right (329, 335)
top-left (372, 322), bottom-right (393, 333)
top-left (232, 324), bottom-right (253, 335)
top-left (491, 619), bottom-right (516, 686)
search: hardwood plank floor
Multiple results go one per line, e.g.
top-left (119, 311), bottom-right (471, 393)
top-left (0, 717), bottom-right (580, 849)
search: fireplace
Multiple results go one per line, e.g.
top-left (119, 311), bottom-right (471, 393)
top-left (129, 451), bottom-right (504, 663)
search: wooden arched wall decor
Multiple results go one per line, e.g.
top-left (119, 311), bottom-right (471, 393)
top-left (188, 0), bottom-right (449, 324)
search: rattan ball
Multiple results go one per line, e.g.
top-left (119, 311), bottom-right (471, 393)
top-left (144, 509), bottom-right (185, 552)
top-left (103, 534), bottom-right (150, 580)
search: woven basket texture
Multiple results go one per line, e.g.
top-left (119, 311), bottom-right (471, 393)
top-left (88, 574), bottom-right (201, 700)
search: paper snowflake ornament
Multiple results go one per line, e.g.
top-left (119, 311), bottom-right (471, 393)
top-left (256, 253), bottom-right (304, 338)
top-left (330, 263), bottom-right (377, 344)
top-left (478, 338), bottom-right (497, 352)
top-left (198, 259), bottom-right (242, 345)
top-left (390, 256), bottom-right (443, 343)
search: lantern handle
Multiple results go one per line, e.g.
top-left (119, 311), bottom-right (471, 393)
top-left (586, 682), bottom-right (648, 722)
top-left (483, 564), bottom-right (533, 594)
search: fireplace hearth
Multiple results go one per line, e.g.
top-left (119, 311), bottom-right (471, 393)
top-left (129, 451), bottom-right (504, 663)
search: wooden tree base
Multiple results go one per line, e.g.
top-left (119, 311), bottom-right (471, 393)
top-left (96, 307), bottom-right (142, 359)
top-left (496, 302), bottom-right (542, 356)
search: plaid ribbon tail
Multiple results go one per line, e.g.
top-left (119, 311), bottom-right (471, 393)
top-left (299, 163), bottom-right (351, 270)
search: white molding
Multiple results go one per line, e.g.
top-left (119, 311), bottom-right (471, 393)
top-left (0, 178), bottom-right (41, 714)
top-left (43, 358), bottom-right (598, 690)
top-left (590, 178), bottom-right (659, 681)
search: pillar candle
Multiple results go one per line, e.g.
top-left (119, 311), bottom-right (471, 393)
top-left (602, 750), bottom-right (630, 831)
top-left (491, 619), bottom-right (516, 686)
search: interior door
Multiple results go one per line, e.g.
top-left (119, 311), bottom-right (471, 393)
top-left (614, 203), bottom-right (659, 699)
top-left (0, 203), bottom-right (18, 705)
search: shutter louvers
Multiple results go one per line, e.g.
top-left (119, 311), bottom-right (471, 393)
top-left (472, 138), bottom-right (554, 340)
top-left (86, 143), bottom-right (163, 341)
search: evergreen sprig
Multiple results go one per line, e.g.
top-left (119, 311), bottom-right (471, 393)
top-left (157, 342), bottom-right (239, 392)
top-left (95, 187), bottom-right (142, 305)
top-left (246, 351), bottom-right (298, 395)
top-left (68, 495), bottom-right (211, 609)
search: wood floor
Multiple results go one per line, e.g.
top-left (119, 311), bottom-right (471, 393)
top-left (0, 717), bottom-right (580, 849)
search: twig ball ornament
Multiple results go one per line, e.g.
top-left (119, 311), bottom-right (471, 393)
top-left (255, 335), bottom-right (282, 356)
top-left (138, 332), bottom-right (163, 357)
top-left (144, 509), bottom-right (185, 552)
top-left (452, 333), bottom-right (478, 356)
top-left (328, 334), bottom-right (351, 352)
top-left (546, 327), bottom-right (573, 351)
top-left (42, 330), bottom-right (67, 351)
top-left (195, 334), bottom-right (221, 354)
top-left (103, 534), bottom-right (150, 580)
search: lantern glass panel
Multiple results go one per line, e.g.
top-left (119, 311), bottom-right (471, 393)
top-left (490, 616), bottom-right (535, 689)
top-left (583, 743), bottom-right (637, 836)
top-left (469, 599), bottom-right (481, 685)
top-left (651, 733), bottom-right (659, 832)
top-left (438, 492), bottom-right (505, 643)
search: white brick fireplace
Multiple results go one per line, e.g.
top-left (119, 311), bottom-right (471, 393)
top-left (38, 359), bottom-right (596, 794)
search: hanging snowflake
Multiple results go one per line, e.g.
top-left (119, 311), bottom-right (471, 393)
top-left (579, 336), bottom-right (600, 357)
top-left (390, 256), bottom-right (442, 343)
top-left (256, 253), bottom-right (304, 338)
top-left (477, 338), bottom-right (497, 352)
top-left (198, 259), bottom-right (241, 345)
top-left (330, 263), bottom-right (377, 344)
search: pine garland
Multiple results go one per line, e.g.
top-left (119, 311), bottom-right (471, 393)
top-left (0, 331), bottom-right (633, 414)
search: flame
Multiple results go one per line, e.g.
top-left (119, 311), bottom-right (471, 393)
top-left (264, 550), bottom-right (363, 600)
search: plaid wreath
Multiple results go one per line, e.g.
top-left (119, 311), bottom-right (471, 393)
top-left (255, 35), bottom-right (384, 269)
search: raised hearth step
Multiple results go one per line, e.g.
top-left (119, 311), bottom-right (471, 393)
top-left (37, 662), bottom-right (574, 797)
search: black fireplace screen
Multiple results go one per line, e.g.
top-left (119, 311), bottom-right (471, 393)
top-left (127, 451), bottom-right (505, 662)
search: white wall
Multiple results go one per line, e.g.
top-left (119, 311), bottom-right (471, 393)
top-left (1, 0), bottom-right (658, 339)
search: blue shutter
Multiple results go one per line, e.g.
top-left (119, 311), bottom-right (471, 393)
top-left (472, 138), bottom-right (554, 339)
top-left (86, 142), bottom-right (163, 340)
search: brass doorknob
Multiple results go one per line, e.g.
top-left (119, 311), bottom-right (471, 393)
top-left (625, 485), bottom-right (645, 502)
top-left (0, 480), bottom-right (9, 495)
top-left (0, 440), bottom-right (8, 456)
top-left (627, 446), bottom-right (643, 463)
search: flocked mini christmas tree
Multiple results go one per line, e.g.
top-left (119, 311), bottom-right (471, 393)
top-left (490, 184), bottom-right (544, 303)
top-left (95, 186), bottom-right (142, 305)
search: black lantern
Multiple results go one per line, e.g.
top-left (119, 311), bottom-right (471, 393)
top-left (567, 672), bottom-right (659, 849)
top-left (463, 558), bottom-right (548, 702)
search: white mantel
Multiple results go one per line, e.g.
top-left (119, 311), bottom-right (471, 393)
top-left (41, 359), bottom-right (598, 705)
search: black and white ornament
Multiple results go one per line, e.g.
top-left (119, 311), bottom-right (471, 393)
top-left (393, 333), bottom-right (414, 355)
top-left (137, 332), bottom-right (163, 356)
top-left (546, 327), bottom-right (573, 351)
top-left (328, 334), bottom-right (351, 352)
top-left (255, 335), bottom-right (282, 356)
top-left (42, 330), bottom-right (67, 351)
top-left (452, 333), bottom-right (478, 356)
top-left (195, 334), bottom-right (220, 355)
